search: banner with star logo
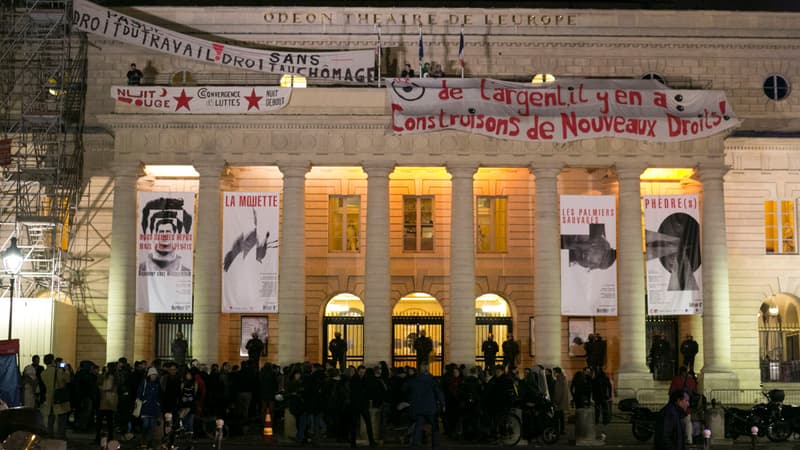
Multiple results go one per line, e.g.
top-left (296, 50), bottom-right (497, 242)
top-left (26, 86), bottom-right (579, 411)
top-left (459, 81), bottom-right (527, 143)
top-left (112, 86), bottom-right (291, 114)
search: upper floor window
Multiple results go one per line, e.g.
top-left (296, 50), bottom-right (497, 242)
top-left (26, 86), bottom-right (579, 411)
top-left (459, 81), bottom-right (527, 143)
top-left (329, 195), bottom-right (360, 252)
top-left (403, 196), bottom-right (434, 251)
top-left (477, 196), bottom-right (507, 252)
top-left (765, 199), bottom-right (796, 254)
top-left (763, 75), bottom-right (790, 101)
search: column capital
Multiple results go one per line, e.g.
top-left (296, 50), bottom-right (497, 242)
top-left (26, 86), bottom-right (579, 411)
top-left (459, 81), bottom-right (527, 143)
top-left (613, 163), bottom-right (647, 181)
top-left (110, 160), bottom-right (143, 178)
top-left (530, 164), bottom-right (563, 179)
top-left (192, 161), bottom-right (226, 178)
top-left (362, 162), bottom-right (395, 178)
top-left (446, 163), bottom-right (478, 179)
top-left (695, 165), bottom-right (729, 183)
top-left (279, 162), bottom-right (310, 179)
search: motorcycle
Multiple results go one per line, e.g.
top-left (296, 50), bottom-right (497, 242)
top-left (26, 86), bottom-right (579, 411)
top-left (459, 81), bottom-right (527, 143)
top-left (618, 398), bottom-right (656, 441)
top-left (517, 395), bottom-right (560, 445)
top-left (718, 390), bottom-right (789, 442)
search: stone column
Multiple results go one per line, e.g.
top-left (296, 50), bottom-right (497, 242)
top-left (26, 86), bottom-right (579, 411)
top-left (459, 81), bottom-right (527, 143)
top-left (532, 166), bottom-right (562, 367)
top-left (106, 163), bottom-right (140, 362)
top-left (192, 162), bottom-right (224, 365)
top-left (697, 166), bottom-right (738, 389)
top-left (615, 164), bottom-right (652, 390)
top-left (448, 164), bottom-right (477, 365)
top-left (363, 163), bottom-right (394, 365)
top-left (278, 163), bottom-right (308, 366)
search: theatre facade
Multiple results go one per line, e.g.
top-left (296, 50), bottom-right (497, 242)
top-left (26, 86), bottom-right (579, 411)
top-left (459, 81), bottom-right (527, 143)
top-left (71, 3), bottom-right (800, 393)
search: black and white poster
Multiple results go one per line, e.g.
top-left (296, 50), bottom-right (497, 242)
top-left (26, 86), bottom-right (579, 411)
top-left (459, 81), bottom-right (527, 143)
top-left (222, 192), bottom-right (280, 313)
top-left (239, 317), bottom-right (268, 357)
top-left (136, 192), bottom-right (195, 313)
top-left (644, 194), bottom-right (702, 315)
top-left (560, 195), bottom-right (618, 316)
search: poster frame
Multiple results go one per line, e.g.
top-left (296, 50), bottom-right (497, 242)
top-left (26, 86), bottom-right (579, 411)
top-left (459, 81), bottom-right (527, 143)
top-left (239, 316), bottom-right (268, 358)
top-left (567, 317), bottom-right (595, 358)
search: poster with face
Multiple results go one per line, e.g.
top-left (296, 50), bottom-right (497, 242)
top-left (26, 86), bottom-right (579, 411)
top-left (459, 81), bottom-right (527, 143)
top-left (136, 192), bottom-right (195, 313)
top-left (222, 192), bottom-right (280, 313)
top-left (560, 195), bottom-right (618, 316)
top-left (644, 194), bottom-right (702, 315)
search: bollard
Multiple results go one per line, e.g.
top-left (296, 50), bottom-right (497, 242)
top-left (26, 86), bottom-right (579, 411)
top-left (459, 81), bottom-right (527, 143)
top-left (215, 419), bottom-right (224, 450)
top-left (750, 425), bottom-right (758, 450)
top-left (703, 428), bottom-right (711, 450)
top-left (575, 407), bottom-right (604, 446)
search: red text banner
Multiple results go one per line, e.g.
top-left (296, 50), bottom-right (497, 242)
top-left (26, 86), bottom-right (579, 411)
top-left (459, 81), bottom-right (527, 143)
top-left (388, 78), bottom-right (739, 142)
top-left (112, 86), bottom-right (291, 114)
top-left (74, 0), bottom-right (376, 83)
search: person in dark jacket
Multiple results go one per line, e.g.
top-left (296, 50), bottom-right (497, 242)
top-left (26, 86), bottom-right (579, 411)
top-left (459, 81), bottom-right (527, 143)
top-left (413, 330), bottom-right (433, 369)
top-left (138, 367), bottom-right (162, 449)
top-left (591, 369), bottom-right (612, 425)
top-left (329, 332), bottom-right (347, 369)
top-left (501, 333), bottom-right (520, 369)
top-left (654, 389), bottom-right (689, 450)
top-left (348, 365), bottom-right (377, 448)
top-left (245, 332), bottom-right (265, 367)
top-left (406, 364), bottom-right (445, 449)
top-left (481, 333), bottom-right (499, 370)
top-left (570, 368), bottom-right (592, 409)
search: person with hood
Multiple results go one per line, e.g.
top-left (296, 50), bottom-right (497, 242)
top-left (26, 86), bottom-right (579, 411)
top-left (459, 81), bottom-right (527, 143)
top-left (551, 368), bottom-right (570, 435)
top-left (138, 367), bottom-right (162, 449)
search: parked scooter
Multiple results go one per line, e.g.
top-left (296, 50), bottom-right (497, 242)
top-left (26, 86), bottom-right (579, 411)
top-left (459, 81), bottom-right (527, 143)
top-left (618, 398), bottom-right (657, 441)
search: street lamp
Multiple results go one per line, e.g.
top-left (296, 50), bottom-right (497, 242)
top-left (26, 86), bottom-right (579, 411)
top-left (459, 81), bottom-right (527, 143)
top-left (3, 237), bottom-right (22, 340)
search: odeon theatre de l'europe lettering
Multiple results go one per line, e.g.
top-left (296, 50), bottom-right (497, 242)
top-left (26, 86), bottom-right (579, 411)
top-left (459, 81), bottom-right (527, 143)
top-left (67, 0), bottom-right (800, 393)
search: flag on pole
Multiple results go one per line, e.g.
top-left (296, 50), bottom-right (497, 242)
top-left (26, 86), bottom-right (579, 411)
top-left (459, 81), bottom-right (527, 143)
top-left (375, 25), bottom-right (382, 57)
top-left (418, 28), bottom-right (424, 78)
top-left (458, 27), bottom-right (465, 78)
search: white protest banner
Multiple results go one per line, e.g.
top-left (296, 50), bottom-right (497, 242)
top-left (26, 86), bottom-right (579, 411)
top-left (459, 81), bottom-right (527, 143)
top-left (560, 195), bottom-right (617, 316)
top-left (112, 86), bottom-right (291, 114)
top-left (136, 192), bottom-right (195, 313)
top-left (222, 192), bottom-right (280, 313)
top-left (74, 0), bottom-right (376, 83)
top-left (388, 78), bottom-right (739, 142)
top-left (644, 194), bottom-right (702, 315)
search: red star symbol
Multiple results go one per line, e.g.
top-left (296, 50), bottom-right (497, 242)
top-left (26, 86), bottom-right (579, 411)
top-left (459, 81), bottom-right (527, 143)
top-left (244, 88), bottom-right (263, 111)
top-left (173, 89), bottom-right (193, 111)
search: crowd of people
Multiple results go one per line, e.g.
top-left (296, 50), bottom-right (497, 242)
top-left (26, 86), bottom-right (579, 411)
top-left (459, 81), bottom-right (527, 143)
top-left (14, 353), bottom-right (623, 448)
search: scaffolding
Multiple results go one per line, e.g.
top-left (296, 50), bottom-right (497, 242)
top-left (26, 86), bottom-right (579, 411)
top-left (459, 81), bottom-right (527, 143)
top-left (0, 0), bottom-right (87, 300)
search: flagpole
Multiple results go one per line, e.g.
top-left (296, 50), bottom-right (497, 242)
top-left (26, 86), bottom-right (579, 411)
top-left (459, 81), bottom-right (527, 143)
top-left (459, 25), bottom-right (465, 79)
top-left (376, 24), bottom-right (382, 88)
top-left (418, 26), bottom-right (423, 79)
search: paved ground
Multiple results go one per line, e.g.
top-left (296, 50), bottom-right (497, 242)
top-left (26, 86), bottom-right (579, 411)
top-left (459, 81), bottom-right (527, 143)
top-left (56, 419), bottom-right (800, 450)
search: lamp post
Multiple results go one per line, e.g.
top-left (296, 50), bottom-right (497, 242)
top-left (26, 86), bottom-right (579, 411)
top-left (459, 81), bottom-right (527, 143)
top-left (4, 237), bottom-right (22, 340)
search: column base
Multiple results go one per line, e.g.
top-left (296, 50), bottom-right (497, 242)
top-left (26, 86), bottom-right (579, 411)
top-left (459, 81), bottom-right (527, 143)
top-left (616, 370), bottom-right (654, 398)
top-left (700, 369), bottom-right (739, 395)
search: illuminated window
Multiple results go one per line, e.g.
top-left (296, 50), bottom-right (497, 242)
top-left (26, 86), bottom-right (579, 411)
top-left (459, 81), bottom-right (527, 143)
top-left (403, 196), bottom-right (434, 251)
top-left (477, 196), bottom-right (507, 252)
top-left (329, 195), bottom-right (360, 252)
top-left (531, 73), bottom-right (556, 84)
top-left (765, 200), bottom-right (796, 254)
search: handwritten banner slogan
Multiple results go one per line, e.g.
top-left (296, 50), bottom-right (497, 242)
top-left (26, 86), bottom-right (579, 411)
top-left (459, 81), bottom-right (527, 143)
top-left (389, 78), bottom-right (739, 143)
top-left (112, 86), bottom-right (292, 114)
top-left (73, 0), bottom-right (376, 83)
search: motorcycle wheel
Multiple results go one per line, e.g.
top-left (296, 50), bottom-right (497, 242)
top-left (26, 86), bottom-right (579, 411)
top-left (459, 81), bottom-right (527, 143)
top-left (632, 422), bottom-right (654, 441)
top-left (496, 412), bottom-right (522, 447)
top-left (767, 421), bottom-right (791, 442)
top-left (541, 426), bottom-right (559, 445)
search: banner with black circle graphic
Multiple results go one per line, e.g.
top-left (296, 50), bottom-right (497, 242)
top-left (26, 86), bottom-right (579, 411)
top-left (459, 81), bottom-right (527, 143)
top-left (644, 194), bottom-right (703, 315)
top-left (73, 0), bottom-right (376, 83)
top-left (560, 195), bottom-right (618, 316)
top-left (136, 192), bottom-right (195, 313)
top-left (222, 192), bottom-right (280, 313)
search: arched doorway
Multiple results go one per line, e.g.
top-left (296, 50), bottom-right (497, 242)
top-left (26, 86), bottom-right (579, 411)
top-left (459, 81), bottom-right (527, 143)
top-left (759, 293), bottom-right (800, 382)
top-left (322, 293), bottom-right (364, 367)
top-left (392, 292), bottom-right (444, 375)
top-left (475, 294), bottom-right (513, 367)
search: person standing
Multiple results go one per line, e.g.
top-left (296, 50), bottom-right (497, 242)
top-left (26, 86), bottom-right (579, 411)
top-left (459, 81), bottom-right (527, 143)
top-left (245, 331), bottom-right (265, 367)
top-left (95, 363), bottom-right (117, 444)
top-left (172, 331), bottom-right (188, 367)
top-left (348, 365), bottom-right (377, 448)
top-left (680, 335), bottom-right (699, 374)
top-left (406, 364), bottom-right (445, 449)
top-left (591, 369), bottom-right (612, 425)
top-left (552, 367), bottom-right (570, 435)
top-left (40, 354), bottom-right (71, 439)
top-left (481, 333), bottom-right (499, 370)
top-left (137, 367), bottom-right (162, 450)
top-left (654, 390), bottom-right (690, 450)
top-left (329, 331), bottom-right (347, 368)
top-left (501, 333), bottom-right (520, 369)
top-left (413, 329), bottom-right (433, 369)
top-left (126, 63), bottom-right (143, 85)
